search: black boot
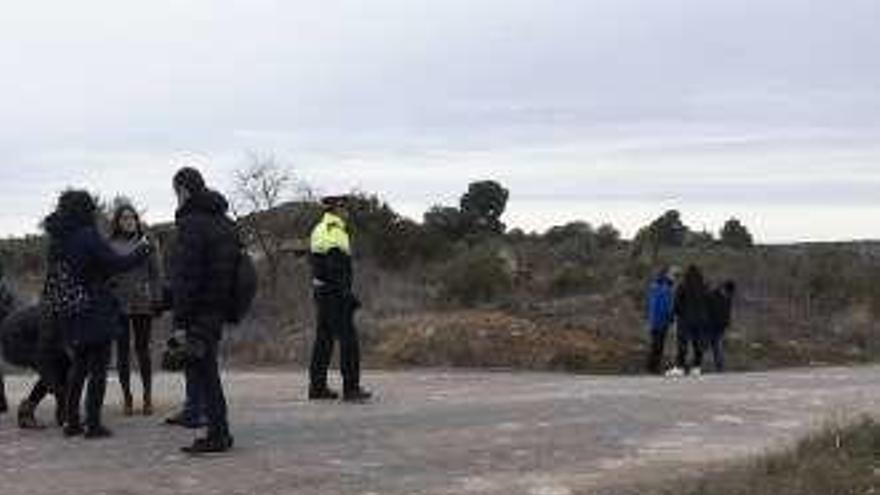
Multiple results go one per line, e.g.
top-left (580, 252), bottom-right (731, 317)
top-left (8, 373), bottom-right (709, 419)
top-left (343, 387), bottom-right (373, 403)
top-left (17, 401), bottom-right (45, 430)
top-left (84, 424), bottom-right (113, 439)
top-left (308, 386), bottom-right (340, 401)
top-left (122, 390), bottom-right (134, 417)
top-left (182, 433), bottom-right (234, 454)
top-left (63, 422), bottom-right (85, 437)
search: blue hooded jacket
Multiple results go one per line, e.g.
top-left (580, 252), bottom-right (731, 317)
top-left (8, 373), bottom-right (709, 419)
top-left (647, 275), bottom-right (675, 333)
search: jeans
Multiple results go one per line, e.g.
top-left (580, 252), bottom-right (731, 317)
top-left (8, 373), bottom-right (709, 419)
top-left (707, 331), bottom-right (726, 372)
top-left (184, 315), bottom-right (228, 439)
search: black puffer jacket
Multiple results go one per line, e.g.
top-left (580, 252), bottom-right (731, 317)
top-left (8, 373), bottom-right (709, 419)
top-left (674, 284), bottom-right (710, 329)
top-left (171, 190), bottom-right (240, 334)
top-left (707, 288), bottom-right (733, 336)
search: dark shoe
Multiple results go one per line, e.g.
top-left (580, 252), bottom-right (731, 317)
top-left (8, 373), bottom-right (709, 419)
top-left (63, 423), bottom-right (85, 437)
top-left (142, 396), bottom-right (153, 416)
top-left (164, 410), bottom-right (208, 428)
top-left (54, 405), bottom-right (65, 427)
top-left (164, 411), bottom-right (185, 426)
top-left (123, 394), bottom-right (134, 417)
top-left (18, 405), bottom-right (45, 430)
top-left (308, 387), bottom-right (340, 401)
top-left (343, 388), bottom-right (373, 403)
top-left (84, 425), bottom-right (113, 439)
top-left (181, 434), bottom-right (234, 455)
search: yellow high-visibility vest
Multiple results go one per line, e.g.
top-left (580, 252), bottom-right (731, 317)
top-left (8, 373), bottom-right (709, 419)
top-left (310, 212), bottom-right (351, 255)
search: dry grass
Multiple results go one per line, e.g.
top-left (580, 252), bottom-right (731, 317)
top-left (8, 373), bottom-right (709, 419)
top-left (609, 417), bottom-right (880, 495)
top-left (372, 309), bottom-right (642, 373)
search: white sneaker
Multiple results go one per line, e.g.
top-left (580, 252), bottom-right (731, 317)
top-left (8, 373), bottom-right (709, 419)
top-left (665, 367), bottom-right (685, 378)
top-left (691, 367), bottom-right (702, 378)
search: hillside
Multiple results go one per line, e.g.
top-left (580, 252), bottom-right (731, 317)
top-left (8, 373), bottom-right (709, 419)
top-left (2, 193), bottom-right (880, 374)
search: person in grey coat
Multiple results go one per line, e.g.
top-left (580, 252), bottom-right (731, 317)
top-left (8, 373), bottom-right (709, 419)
top-left (107, 204), bottom-right (161, 416)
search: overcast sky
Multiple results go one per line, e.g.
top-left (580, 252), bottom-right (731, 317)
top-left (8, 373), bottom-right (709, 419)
top-left (1, 0), bottom-right (879, 242)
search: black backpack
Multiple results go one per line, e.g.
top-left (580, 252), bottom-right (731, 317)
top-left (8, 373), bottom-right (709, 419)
top-left (226, 245), bottom-right (257, 325)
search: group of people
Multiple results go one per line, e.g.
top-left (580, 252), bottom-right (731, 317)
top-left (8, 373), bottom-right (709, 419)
top-left (0, 166), bottom-right (371, 455)
top-left (646, 264), bottom-right (736, 377)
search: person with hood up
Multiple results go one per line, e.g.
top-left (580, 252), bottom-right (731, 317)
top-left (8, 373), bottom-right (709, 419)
top-left (646, 267), bottom-right (676, 375)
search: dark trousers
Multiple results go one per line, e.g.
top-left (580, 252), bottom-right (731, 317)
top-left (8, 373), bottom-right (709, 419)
top-left (309, 293), bottom-right (361, 393)
top-left (0, 370), bottom-right (7, 413)
top-left (65, 342), bottom-right (112, 428)
top-left (184, 317), bottom-right (228, 439)
top-left (182, 363), bottom-right (207, 422)
top-left (707, 332), bottom-right (726, 372)
top-left (646, 326), bottom-right (669, 374)
top-left (675, 323), bottom-right (704, 372)
top-left (116, 315), bottom-right (153, 402)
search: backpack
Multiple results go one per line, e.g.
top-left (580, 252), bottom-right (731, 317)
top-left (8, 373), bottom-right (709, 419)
top-left (226, 246), bottom-right (257, 325)
top-left (42, 258), bottom-right (91, 319)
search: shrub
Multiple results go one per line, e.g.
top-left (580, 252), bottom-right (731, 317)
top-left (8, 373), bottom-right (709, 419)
top-left (549, 267), bottom-right (600, 296)
top-left (438, 244), bottom-right (513, 306)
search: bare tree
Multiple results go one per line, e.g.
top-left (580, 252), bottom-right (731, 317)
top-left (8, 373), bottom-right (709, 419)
top-left (231, 151), bottom-right (294, 293)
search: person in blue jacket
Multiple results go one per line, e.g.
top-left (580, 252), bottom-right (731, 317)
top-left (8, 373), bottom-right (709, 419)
top-left (646, 267), bottom-right (676, 374)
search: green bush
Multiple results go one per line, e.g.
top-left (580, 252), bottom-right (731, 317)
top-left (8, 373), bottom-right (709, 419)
top-left (438, 245), bottom-right (513, 306)
top-left (549, 267), bottom-right (600, 296)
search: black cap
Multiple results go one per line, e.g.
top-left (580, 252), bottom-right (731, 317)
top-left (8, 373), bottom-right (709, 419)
top-left (173, 167), bottom-right (206, 194)
top-left (321, 195), bottom-right (349, 209)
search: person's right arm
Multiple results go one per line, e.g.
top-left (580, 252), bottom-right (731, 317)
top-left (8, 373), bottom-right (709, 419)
top-left (83, 227), bottom-right (149, 274)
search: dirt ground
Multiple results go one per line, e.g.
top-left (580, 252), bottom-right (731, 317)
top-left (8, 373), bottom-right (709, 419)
top-left (2, 366), bottom-right (880, 495)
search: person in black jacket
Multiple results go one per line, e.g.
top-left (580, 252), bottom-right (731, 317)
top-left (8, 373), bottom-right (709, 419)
top-left (308, 196), bottom-right (371, 403)
top-left (706, 280), bottom-right (736, 372)
top-left (43, 190), bottom-right (150, 439)
top-left (170, 168), bottom-right (238, 454)
top-left (668, 264), bottom-right (710, 377)
top-left (0, 304), bottom-right (71, 429)
top-left (0, 263), bottom-right (15, 416)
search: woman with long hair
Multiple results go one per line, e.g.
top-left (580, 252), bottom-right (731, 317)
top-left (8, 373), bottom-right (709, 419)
top-left (667, 264), bottom-right (710, 377)
top-left (43, 190), bottom-right (149, 439)
top-left (107, 204), bottom-right (160, 416)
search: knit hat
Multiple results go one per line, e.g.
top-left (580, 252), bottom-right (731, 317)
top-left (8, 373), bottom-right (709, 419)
top-left (173, 167), bottom-right (206, 194)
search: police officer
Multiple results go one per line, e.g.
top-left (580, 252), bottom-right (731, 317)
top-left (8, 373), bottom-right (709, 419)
top-left (308, 196), bottom-right (372, 403)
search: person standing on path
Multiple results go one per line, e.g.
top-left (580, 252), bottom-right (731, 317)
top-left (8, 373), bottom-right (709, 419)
top-left (308, 195), bottom-right (372, 403)
top-left (706, 280), bottom-right (736, 372)
top-left (0, 261), bottom-right (18, 416)
top-left (646, 267), bottom-right (676, 375)
top-left (170, 167), bottom-right (239, 454)
top-left (667, 265), bottom-right (710, 378)
top-left (107, 204), bottom-right (162, 416)
top-left (43, 190), bottom-right (150, 439)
